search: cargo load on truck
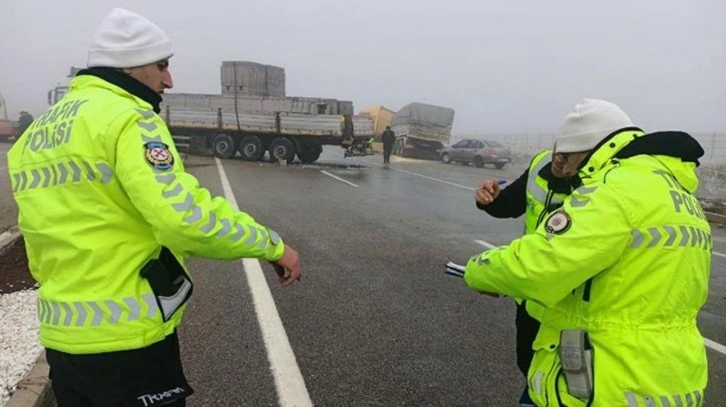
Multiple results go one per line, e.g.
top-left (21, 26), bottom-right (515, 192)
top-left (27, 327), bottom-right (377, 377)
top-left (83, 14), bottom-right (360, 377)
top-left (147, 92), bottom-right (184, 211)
top-left (161, 61), bottom-right (375, 163)
top-left (391, 102), bottom-right (455, 159)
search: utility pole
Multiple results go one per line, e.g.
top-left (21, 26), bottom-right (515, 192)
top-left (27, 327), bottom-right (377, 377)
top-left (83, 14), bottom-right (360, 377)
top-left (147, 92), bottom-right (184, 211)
top-left (0, 90), bottom-right (7, 120)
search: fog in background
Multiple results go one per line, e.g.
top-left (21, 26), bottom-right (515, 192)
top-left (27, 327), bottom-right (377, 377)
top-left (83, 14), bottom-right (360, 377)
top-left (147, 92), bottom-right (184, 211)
top-left (1, 0), bottom-right (724, 135)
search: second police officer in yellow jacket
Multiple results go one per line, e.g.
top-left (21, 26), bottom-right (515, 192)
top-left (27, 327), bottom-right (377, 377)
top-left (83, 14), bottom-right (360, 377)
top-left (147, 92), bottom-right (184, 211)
top-left (465, 98), bottom-right (710, 406)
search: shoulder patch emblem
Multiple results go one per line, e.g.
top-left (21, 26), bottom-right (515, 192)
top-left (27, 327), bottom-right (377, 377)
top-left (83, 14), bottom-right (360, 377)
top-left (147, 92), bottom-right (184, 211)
top-left (144, 142), bottom-right (174, 171)
top-left (545, 210), bottom-right (572, 235)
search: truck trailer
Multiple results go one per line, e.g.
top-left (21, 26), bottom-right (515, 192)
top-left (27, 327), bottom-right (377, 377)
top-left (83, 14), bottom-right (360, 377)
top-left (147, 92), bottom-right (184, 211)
top-left (392, 102), bottom-right (455, 160)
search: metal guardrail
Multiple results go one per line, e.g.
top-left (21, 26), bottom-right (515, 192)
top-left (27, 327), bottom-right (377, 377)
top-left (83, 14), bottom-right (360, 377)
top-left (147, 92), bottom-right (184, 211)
top-left (453, 133), bottom-right (726, 166)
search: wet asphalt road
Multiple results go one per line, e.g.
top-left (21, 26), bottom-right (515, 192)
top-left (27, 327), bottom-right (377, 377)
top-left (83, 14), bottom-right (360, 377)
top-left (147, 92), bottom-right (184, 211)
top-left (176, 147), bottom-right (726, 406)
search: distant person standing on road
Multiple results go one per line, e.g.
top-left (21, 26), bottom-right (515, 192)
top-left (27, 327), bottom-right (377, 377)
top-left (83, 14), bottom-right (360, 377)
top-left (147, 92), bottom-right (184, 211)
top-left (16, 111), bottom-right (33, 137)
top-left (382, 125), bottom-right (396, 164)
top-left (8, 8), bottom-right (301, 407)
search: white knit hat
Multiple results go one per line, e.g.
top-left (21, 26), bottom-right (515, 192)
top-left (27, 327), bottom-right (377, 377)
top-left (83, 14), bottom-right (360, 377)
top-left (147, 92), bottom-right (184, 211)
top-left (87, 8), bottom-right (173, 68)
top-left (555, 98), bottom-right (633, 153)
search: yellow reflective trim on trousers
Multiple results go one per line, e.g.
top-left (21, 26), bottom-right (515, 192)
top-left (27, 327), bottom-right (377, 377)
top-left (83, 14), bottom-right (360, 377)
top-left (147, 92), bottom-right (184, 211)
top-left (38, 294), bottom-right (159, 327)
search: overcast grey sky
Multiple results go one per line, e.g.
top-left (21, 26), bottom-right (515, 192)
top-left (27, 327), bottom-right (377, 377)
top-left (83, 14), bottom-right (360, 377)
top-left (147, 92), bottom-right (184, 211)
top-left (1, 0), bottom-right (724, 135)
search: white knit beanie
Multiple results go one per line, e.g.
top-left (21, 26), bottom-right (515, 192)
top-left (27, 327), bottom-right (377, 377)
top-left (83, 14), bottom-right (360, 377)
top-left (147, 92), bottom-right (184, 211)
top-left (555, 98), bottom-right (633, 153)
top-left (87, 8), bottom-right (173, 68)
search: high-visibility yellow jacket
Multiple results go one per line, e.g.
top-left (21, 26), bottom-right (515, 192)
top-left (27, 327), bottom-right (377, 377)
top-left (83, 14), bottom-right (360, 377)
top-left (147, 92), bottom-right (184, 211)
top-left (465, 129), bottom-right (710, 406)
top-left (8, 73), bottom-right (285, 354)
top-left (522, 150), bottom-right (570, 320)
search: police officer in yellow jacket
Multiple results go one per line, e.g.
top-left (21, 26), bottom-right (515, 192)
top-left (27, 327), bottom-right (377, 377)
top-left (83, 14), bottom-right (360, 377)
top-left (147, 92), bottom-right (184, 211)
top-left (8, 8), bottom-right (301, 406)
top-left (474, 149), bottom-right (573, 406)
top-left (465, 98), bottom-right (710, 406)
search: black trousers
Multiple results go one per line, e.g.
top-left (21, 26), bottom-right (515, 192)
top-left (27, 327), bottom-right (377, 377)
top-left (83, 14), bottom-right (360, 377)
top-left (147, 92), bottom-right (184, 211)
top-left (383, 145), bottom-right (393, 163)
top-left (46, 332), bottom-right (193, 407)
top-left (515, 302), bottom-right (541, 378)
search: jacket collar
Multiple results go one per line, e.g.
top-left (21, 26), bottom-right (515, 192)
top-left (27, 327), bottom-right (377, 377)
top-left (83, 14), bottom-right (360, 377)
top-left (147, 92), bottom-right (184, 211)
top-left (76, 67), bottom-right (162, 113)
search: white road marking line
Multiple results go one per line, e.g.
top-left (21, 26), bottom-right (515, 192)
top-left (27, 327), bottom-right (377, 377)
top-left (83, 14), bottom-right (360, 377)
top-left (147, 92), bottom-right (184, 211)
top-left (713, 251), bottom-right (726, 259)
top-left (216, 158), bottom-right (312, 406)
top-left (474, 239), bottom-right (498, 250)
top-left (320, 170), bottom-right (359, 188)
top-left (473, 239), bottom-right (726, 356)
top-left (368, 162), bottom-right (476, 191)
top-left (705, 338), bottom-right (726, 355)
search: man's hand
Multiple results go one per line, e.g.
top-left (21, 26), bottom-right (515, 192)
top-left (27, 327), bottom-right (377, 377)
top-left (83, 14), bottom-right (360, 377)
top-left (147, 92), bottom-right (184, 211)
top-left (271, 245), bottom-right (301, 286)
top-left (475, 179), bottom-right (502, 205)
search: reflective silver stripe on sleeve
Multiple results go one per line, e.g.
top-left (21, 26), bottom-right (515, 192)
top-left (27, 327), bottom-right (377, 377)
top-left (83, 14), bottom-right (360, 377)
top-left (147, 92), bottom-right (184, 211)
top-left (625, 392), bottom-right (638, 407)
top-left (125, 297), bottom-right (141, 321)
top-left (576, 186), bottom-right (598, 195)
top-left (61, 302), bottom-right (73, 326)
top-left (246, 226), bottom-right (258, 247)
top-left (230, 223), bottom-right (246, 242)
top-left (142, 135), bottom-right (163, 144)
top-left (217, 219), bottom-right (232, 238)
top-left (172, 193), bottom-right (194, 212)
top-left (660, 395), bottom-right (671, 407)
top-left (630, 230), bottom-right (644, 248)
top-left (673, 394), bottom-right (683, 407)
top-left (685, 392), bottom-right (693, 406)
top-left (257, 228), bottom-right (269, 249)
top-left (156, 174), bottom-right (176, 185)
top-left (269, 229), bottom-right (280, 245)
top-left (645, 396), bottom-right (656, 407)
top-left (74, 302), bottom-right (87, 326)
top-left (199, 212), bottom-right (216, 233)
top-left (184, 206), bottom-right (203, 224)
top-left (96, 163), bottom-right (113, 183)
top-left (135, 109), bottom-right (154, 119)
top-left (162, 184), bottom-right (183, 198)
top-left (137, 122), bottom-right (158, 132)
top-left (569, 196), bottom-right (589, 208)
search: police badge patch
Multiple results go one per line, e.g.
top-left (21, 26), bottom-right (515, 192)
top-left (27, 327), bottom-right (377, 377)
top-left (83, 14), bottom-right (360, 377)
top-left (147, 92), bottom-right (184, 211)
top-left (144, 141), bottom-right (174, 171)
top-left (545, 210), bottom-right (572, 235)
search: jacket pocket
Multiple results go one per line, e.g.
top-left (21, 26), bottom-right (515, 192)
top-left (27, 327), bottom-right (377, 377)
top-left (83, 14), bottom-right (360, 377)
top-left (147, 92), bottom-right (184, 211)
top-left (140, 247), bottom-right (193, 322)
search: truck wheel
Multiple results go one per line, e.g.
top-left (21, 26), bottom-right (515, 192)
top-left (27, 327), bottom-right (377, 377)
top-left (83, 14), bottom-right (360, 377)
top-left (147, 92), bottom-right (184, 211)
top-left (238, 136), bottom-right (264, 161)
top-left (212, 134), bottom-right (236, 159)
top-left (296, 143), bottom-right (323, 164)
top-left (441, 153), bottom-right (451, 164)
top-left (474, 156), bottom-right (485, 168)
top-left (269, 137), bottom-right (295, 162)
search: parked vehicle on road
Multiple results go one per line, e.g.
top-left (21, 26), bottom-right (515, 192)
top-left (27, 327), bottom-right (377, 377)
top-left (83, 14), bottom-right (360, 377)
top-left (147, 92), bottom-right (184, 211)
top-left (440, 139), bottom-right (511, 169)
